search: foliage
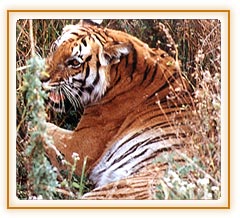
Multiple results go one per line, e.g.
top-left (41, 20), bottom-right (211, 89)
top-left (17, 56), bottom-right (90, 199)
top-left (17, 56), bottom-right (59, 199)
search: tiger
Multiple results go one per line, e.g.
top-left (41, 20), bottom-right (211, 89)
top-left (42, 20), bottom-right (194, 199)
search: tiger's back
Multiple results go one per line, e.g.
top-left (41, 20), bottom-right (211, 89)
top-left (43, 22), bottom-right (194, 199)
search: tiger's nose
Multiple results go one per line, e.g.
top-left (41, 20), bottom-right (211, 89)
top-left (40, 71), bottom-right (50, 83)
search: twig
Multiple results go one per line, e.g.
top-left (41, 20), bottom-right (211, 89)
top-left (29, 20), bottom-right (35, 57)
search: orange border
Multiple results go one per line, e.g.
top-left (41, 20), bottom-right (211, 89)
top-left (7, 10), bottom-right (230, 209)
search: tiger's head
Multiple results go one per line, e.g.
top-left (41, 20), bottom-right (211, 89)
top-left (43, 24), bottom-right (132, 112)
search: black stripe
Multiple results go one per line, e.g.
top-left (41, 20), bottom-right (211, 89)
top-left (79, 44), bottom-right (82, 53)
top-left (96, 31), bottom-right (108, 41)
top-left (82, 38), bottom-right (87, 47)
top-left (125, 54), bottom-right (129, 68)
top-left (70, 32), bottom-right (79, 37)
top-left (114, 148), bottom-right (148, 171)
top-left (93, 33), bottom-right (105, 46)
top-left (159, 133), bottom-right (182, 140)
top-left (147, 82), bottom-right (168, 100)
top-left (105, 132), bottom-right (142, 162)
top-left (112, 65), bottom-right (120, 86)
top-left (72, 78), bottom-right (84, 84)
top-left (146, 71), bottom-right (179, 100)
top-left (93, 72), bottom-right (100, 86)
top-left (85, 64), bottom-right (90, 78)
top-left (132, 148), bottom-right (149, 160)
top-left (84, 86), bottom-right (94, 95)
top-left (141, 64), bottom-right (152, 84)
top-left (85, 55), bottom-right (92, 62)
top-left (149, 63), bottom-right (158, 84)
top-left (96, 60), bottom-right (101, 71)
top-left (115, 132), bottom-right (142, 152)
top-left (111, 142), bottom-right (144, 165)
top-left (78, 54), bottom-right (83, 60)
top-left (80, 64), bottom-right (89, 88)
top-left (79, 76), bottom-right (86, 87)
top-left (112, 74), bottom-right (121, 87)
top-left (129, 45), bottom-right (137, 81)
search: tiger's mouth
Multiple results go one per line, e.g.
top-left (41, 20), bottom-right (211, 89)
top-left (42, 80), bottom-right (65, 104)
top-left (42, 79), bottom-right (85, 113)
top-left (48, 91), bottom-right (65, 104)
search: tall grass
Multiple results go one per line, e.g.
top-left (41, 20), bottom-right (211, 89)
top-left (153, 20), bottom-right (221, 199)
top-left (16, 19), bottom-right (221, 199)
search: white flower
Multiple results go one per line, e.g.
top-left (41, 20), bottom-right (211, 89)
top-left (187, 183), bottom-right (196, 189)
top-left (211, 186), bottom-right (219, 192)
top-left (72, 152), bottom-right (80, 160)
top-left (197, 177), bottom-right (210, 186)
top-left (179, 186), bottom-right (187, 193)
top-left (206, 193), bottom-right (213, 199)
top-left (169, 171), bottom-right (181, 183)
top-left (37, 195), bottom-right (43, 200)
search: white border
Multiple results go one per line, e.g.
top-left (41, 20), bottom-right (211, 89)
top-left (9, 11), bottom-right (229, 208)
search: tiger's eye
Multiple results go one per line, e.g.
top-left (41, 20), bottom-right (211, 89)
top-left (72, 59), bottom-right (79, 66)
top-left (67, 58), bottom-right (80, 67)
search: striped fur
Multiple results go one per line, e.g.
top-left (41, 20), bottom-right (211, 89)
top-left (43, 22), bottom-right (193, 199)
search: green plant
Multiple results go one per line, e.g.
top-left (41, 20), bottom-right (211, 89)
top-left (20, 56), bottom-right (59, 199)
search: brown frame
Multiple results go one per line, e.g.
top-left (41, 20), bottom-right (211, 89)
top-left (7, 10), bottom-right (230, 209)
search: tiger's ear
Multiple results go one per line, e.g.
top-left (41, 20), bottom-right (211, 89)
top-left (78, 19), bottom-right (103, 27)
top-left (100, 42), bottom-right (132, 66)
